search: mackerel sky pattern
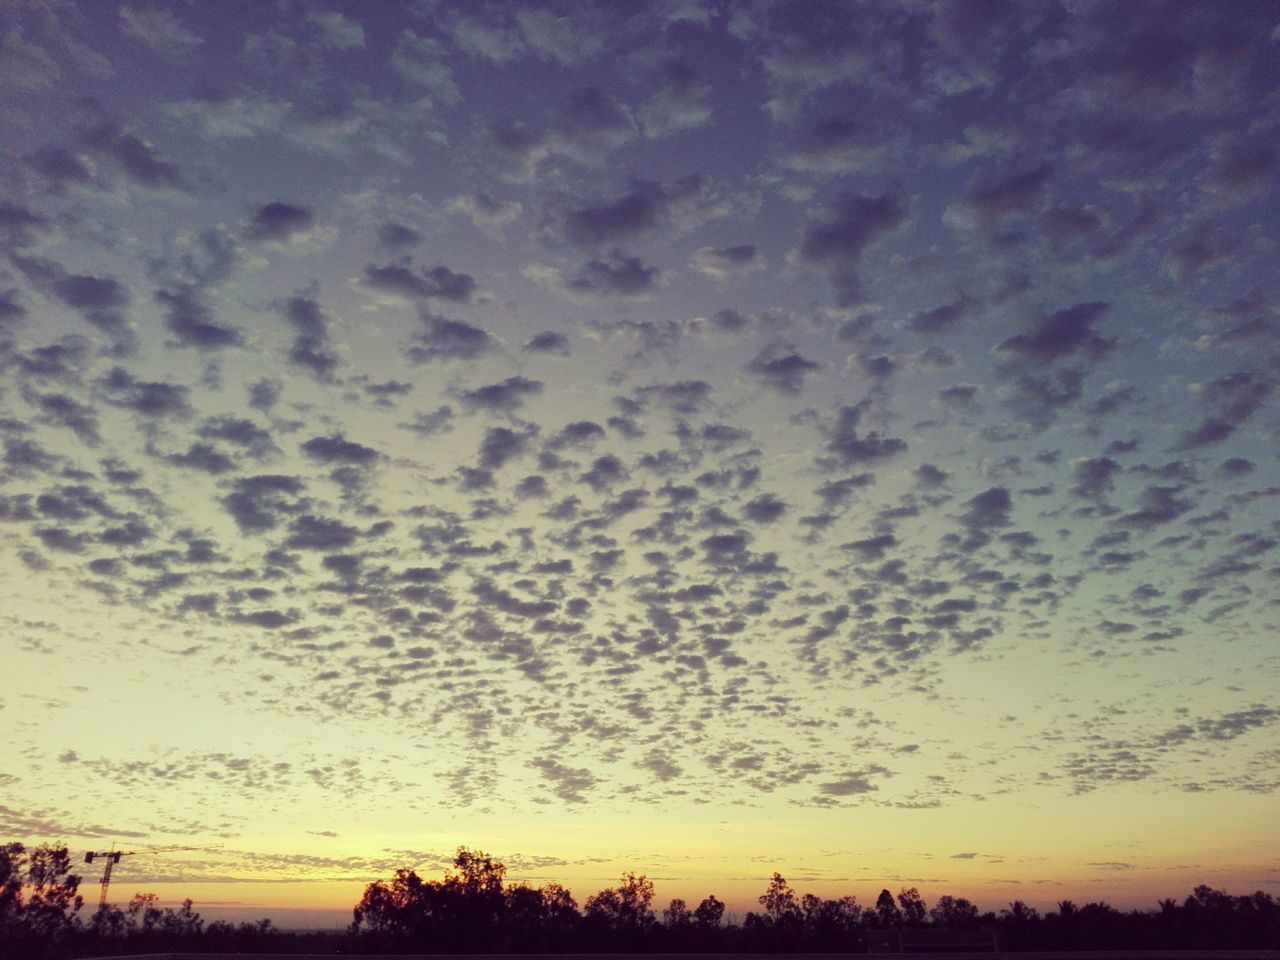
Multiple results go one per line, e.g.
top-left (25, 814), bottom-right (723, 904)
top-left (1, 0), bottom-right (1278, 917)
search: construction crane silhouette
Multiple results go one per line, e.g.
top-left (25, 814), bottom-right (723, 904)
top-left (84, 844), bottom-right (221, 908)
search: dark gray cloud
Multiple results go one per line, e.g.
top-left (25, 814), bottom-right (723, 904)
top-left (994, 302), bottom-right (1114, 367)
top-left (0, 288), bottom-right (26, 327)
top-left (198, 416), bottom-right (277, 458)
top-left (301, 435), bottom-right (380, 466)
top-left (908, 296), bottom-right (974, 334)
top-left (25, 145), bottom-right (94, 188)
top-left (156, 287), bottom-right (244, 349)
top-left (562, 180), bottom-right (668, 246)
top-left (378, 221), bottom-right (423, 249)
top-left (408, 314), bottom-right (493, 363)
top-left (963, 164), bottom-right (1052, 221)
top-left (522, 330), bottom-right (571, 356)
top-left (26, 391), bottom-right (101, 445)
top-left (82, 122), bottom-right (183, 187)
top-left (961, 487), bottom-right (1012, 532)
top-left (364, 262), bottom-right (477, 303)
top-left (478, 426), bottom-right (535, 469)
top-left (284, 514), bottom-right (361, 551)
top-left (1069, 457), bottom-right (1122, 502)
top-left (817, 403), bottom-right (907, 469)
top-left (245, 201), bottom-right (314, 242)
top-left (459, 377), bottom-right (544, 415)
top-left (798, 192), bottom-right (906, 304)
top-left (221, 475), bottom-right (307, 533)
top-left (564, 251), bottom-right (660, 299)
top-left (98, 367), bottom-right (191, 417)
top-left (278, 294), bottom-right (338, 379)
top-left (1175, 371), bottom-right (1273, 449)
top-left (636, 380), bottom-right (712, 414)
top-left (167, 442), bottom-right (238, 474)
top-left (745, 346), bottom-right (821, 395)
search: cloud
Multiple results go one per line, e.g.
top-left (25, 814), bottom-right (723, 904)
top-left (556, 174), bottom-right (734, 248)
top-left (221, 475), bottom-right (307, 534)
top-left (156, 288), bottom-right (244, 350)
top-left (797, 192), bottom-right (906, 304)
top-left (198, 416), bottom-right (276, 459)
top-left (962, 164), bottom-right (1052, 221)
top-left (284, 514), bottom-right (361, 551)
top-left (407, 314), bottom-right (493, 363)
top-left (459, 377), bottom-right (544, 415)
top-left (168, 92), bottom-right (292, 141)
top-left (399, 406), bottom-right (455, 437)
top-left (277, 293), bottom-right (339, 380)
top-left (1175, 371), bottom-right (1273, 449)
top-left (638, 56), bottom-right (713, 137)
top-left (636, 380), bottom-right (713, 414)
top-left (3, 0), bottom-right (1278, 860)
top-left (364, 262), bottom-right (477, 303)
top-left (301, 435), bottom-right (380, 466)
top-left (961, 487), bottom-right (1012, 531)
top-left (819, 764), bottom-right (891, 797)
top-left (690, 244), bottom-right (764, 280)
top-left (745, 346), bottom-right (822, 394)
top-left (816, 403), bottom-right (907, 469)
top-left (378, 222), bottom-right (422, 249)
top-left (0, 803), bottom-right (148, 839)
top-left (448, 193), bottom-right (523, 236)
top-left (119, 6), bottom-right (202, 59)
top-left (478, 426), bottom-right (535, 470)
top-left (26, 391), bottom-right (101, 446)
top-left (523, 331), bottom-right (571, 356)
top-left (308, 10), bottom-right (365, 50)
top-left (782, 115), bottom-right (896, 174)
top-left (527, 251), bottom-right (661, 301)
top-left (98, 367), bottom-right (191, 418)
top-left (994, 302), bottom-right (1114, 367)
top-left (390, 30), bottom-right (460, 104)
top-left (82, 123), bottom-right (182, 188)
top-left (10, 256), bottom-right (137, 354)
top-left (245, 202), bottom-right (314, 243)
top-left (842, 533), bottom-right (898, 562)
top-left (1069, 457), bottom-right (1122, 501)
top-left (25, 145), bottom-right (93, 189)
top-left (529, 757), bottom-right (599, 804)
top-left (167, 443), bottom-right (237, 475)
top-left (743, 494), bottom-right (787, 523)
top-left (907, 296), bottom-right (974, 334)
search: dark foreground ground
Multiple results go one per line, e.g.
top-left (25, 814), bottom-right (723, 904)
top-left (74, 952), bottom-right (1280, 960)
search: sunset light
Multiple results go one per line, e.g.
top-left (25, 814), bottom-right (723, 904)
top-left (2, 0), bottom-right (1278, 945)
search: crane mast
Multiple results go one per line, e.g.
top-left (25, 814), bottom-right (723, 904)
top-left (84, 844), bottom-right (219, 908)
top-left (84, 849), bottom-right (129, 909)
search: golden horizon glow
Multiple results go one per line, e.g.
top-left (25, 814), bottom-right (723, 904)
top-left (3, 0), bottom-right (1278, 930)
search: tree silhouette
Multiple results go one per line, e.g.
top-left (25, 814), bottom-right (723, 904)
top-left (0, 842), bottom-right (83, 956)
top-left (694, 894), bottom-right (725, 928)
top-left (801, 892), bottom-right (862, 950)
top-left (583, 872), bottom-right (656, 948)
top-left (874, 887), bottom-right (902, 927)
top-left (898, 886), bottom-right (927, 927)
top-left (5, 836), bottom-right (1276, 956)
top-left (930, 893), bottom-right (980, 928)
top-left (759, 872), bottom-right (802, 926)
top-left (663, 897), bottom-right (692, 927)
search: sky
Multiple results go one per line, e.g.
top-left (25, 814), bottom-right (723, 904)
top-left (1, 0), bottom-right (1278, 928)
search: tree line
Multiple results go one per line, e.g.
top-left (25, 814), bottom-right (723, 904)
top-left (2, 841), bottom-right (1277, 958)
